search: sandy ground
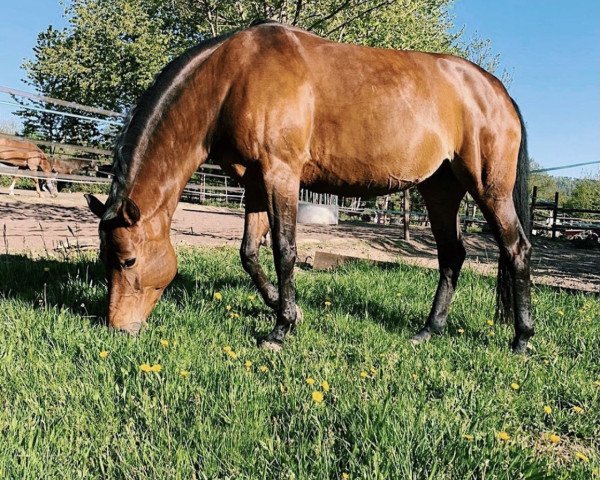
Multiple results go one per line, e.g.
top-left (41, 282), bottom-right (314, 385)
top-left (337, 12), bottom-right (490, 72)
top-left (1, 188), bottom-right (598, 293)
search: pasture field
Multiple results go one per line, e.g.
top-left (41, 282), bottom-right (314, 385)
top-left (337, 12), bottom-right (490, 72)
top-left (0, 248), bottom-right (598, 479)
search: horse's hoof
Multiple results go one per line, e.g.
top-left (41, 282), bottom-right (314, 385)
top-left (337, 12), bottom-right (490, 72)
top-left (258, 339), bottom-right (283, 352)
top-left (295, 304), bottom-right (304, 324)
top-left (410, 328), bottom-right (432, 345)
top-left (511, 338), bottom-right (529, 354)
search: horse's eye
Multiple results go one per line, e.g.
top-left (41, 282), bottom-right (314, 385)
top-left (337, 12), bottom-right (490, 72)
top-left (123, 258), bottom-right (136, 269)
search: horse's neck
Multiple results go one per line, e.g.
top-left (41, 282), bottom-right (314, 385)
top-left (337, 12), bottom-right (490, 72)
top-left (127, 108), bottom-right (214, 225)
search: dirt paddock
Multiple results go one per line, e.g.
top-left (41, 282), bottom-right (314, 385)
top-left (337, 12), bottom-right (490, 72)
top-left (1, 188), bottom-right (598, 293)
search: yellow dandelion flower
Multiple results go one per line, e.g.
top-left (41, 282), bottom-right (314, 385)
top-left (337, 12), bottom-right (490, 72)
top-left (223, 345), bottom-right (232, 353)
top-left (244, 360), bottom-right (252, 371)
top-left (360, 371), bottom-right (368, 379)
top-left (321, 380), bottom-right (330, 392)
top-left (370, 367), bottom-right (377, 376)
top-left (259, 365), bottom-right (269, 373)
top-left (558, 310), bottom-right (564, 316)
top-left (463, 434), bottom-right (474, 441)
top-left (572, 406), bottom-right (584, 414)
top-left (312, 391), bottom-right (324, 404)
top-left (544, 405), bottom-right (552, 415)
top-left (150, 364), bottom-right (161, 372)
top-left (574, 452), bottom-right (589, 463)
top-left (548, 434), bottom-right (560, 444)
top-left (160, 339), bottom-right (169, 347)
top-left (497, 431), bottom-right (510, 441)
top-left (488, 331), bottom-right (496, 337)
top-left (140, 363), bottom-right (152, 372)
top-left (213, 292), bottom-right (222, 301)
top-left (226, 305), bottom-right (232, 311)
top-left (342, 473), bottom-right (349, 480)
top-left (306, 377), bottom-right (316, 385)
top-left (511, 382), bottom-right (520, 391)
top-left (487, 319), bottom-right (494, 326)
top-left (227, 350), bottom-right (238, 360)
top-left (180, 370), bottom-right (190, 377)
top-left (457, 328), bottom-right (465, 334)
top-left (247, 295), bottom-right (256, 301)
top-left (99, 350), bottom-right (109, 359)
top-left (412, 373), bottom-right (418, 381)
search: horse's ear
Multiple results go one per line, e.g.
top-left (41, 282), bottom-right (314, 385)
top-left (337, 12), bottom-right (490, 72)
top-left (85, 194), bottom-right (107, 218)
top-left (122, 198), bottom-right (141, 226)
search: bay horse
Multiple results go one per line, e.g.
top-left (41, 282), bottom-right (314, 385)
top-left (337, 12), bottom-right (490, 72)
top-left (0, 137), bottom-right (57, 196)
top-left (86, 20), bottom-right (533, 353)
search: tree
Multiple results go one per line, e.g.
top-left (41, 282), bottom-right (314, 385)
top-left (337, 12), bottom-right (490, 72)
top-left (564, 174), bottom-right (600, 214)
top-left (19, 0), bottom-right (505, 144)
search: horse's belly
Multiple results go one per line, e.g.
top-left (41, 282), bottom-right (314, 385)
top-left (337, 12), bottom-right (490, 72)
top-left (300, 157), bottom-right (417, 196)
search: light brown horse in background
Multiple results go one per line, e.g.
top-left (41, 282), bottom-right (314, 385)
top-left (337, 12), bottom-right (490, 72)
top-left (86, 21), bottom-right (533, 353)
top-left (0, 138), bottom-right (57, 196)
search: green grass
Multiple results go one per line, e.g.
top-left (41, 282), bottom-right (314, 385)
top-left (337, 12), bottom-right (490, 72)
top-left (0, 248), bottom-right (598, 479)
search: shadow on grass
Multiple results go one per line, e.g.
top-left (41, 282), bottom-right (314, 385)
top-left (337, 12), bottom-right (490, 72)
top-left (0, 252), bottom-right (503, 341)
top-left (0, 253), bottom-right (108, 325)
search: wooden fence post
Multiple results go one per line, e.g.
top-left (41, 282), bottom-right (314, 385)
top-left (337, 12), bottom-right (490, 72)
top-left (530, 185), bottom-right (537, 234)
top-left (403, 190), bottom-right (410, 241)
top-left (552, 191), bottom-right (559, 238)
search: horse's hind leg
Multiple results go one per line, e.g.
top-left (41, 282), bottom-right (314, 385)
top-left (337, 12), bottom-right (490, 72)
top-left (470, 192), bottom-right (532, 352)
top-left (411, 162), bottom-right (467, 343)
top-left (452, 144), bottom-right (533, 352)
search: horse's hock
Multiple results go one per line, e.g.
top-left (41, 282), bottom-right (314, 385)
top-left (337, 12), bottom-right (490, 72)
top-left (297, 201), bottom-right (339, 225)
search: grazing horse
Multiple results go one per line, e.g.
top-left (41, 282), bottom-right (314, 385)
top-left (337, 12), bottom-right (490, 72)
top-left (86, 21), bottom-right (533, 353)
top-left (0, 138), bottom-right (57, 196)
top-left (50, 157), bottom-right (98, 175)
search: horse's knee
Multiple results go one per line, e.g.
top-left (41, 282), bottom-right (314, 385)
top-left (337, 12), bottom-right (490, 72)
top-left (240, 244), bottom-right (258, 273)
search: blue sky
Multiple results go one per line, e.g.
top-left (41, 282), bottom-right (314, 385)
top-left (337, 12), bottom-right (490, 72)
top-left (0, 0), bottom-right (598, 178)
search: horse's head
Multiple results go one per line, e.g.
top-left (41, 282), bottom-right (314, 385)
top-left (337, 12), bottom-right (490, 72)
top-left (85, 193), bottom-right (177, 334)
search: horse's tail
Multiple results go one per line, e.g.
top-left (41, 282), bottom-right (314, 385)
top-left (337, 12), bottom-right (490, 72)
top-left (496, 98), bottom-right (530, 322)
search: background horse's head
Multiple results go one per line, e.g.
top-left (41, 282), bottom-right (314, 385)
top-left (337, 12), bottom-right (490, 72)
top-left (85, 193), bottom-right (177, 334)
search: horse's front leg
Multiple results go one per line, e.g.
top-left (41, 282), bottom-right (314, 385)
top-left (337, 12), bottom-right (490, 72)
top-left (240, 202), bottom-right (279, 309)
top-left (240, 184), bottom-right (303, 323)
top-left (258, 164), bottom-right (300, 351)
top-left (34, 176), bottom-right (42, 197)
top-left (8, 176), bottom-right (18, 195)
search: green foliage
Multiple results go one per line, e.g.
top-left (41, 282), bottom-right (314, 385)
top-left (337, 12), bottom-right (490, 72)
top-left (19, 0), bottom-right (505, 143)
top-left (0, 248), bottom-right (598, 478)
top-left (564, 174), bottom-right (600, 213)
top-left (530, 158), bottom-right (561, 203)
